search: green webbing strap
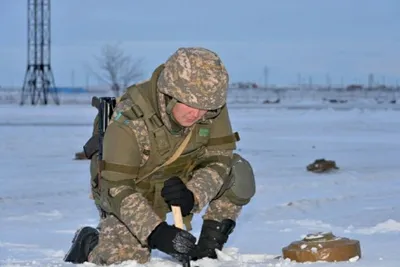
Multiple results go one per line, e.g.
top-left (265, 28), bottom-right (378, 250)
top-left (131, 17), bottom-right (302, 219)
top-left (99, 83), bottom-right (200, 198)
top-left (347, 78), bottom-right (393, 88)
top-left (99, 160), bottom-right (139, 176)
top-left (207, 132), bottom-right (240, 146)
top-left (121, 104), bottom-right (144, 120)
top-left (128, 89), bottom-right (160, 131)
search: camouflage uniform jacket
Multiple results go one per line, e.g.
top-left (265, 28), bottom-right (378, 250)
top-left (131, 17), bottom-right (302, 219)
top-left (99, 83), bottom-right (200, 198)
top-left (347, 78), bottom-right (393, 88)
top-left (96, 64), bottom-right (239, 246)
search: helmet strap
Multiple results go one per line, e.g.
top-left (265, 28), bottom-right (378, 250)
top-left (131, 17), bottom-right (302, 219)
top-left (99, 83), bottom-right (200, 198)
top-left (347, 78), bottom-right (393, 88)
top-left (165, 97), bottom-right (185, 133)
top-left (166, 98), bottom-right (178, 115)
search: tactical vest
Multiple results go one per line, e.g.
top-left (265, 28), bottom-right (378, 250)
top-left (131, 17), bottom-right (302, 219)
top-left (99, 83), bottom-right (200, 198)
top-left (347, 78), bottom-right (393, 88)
top-left (98, 86), bottom-right (226, 229)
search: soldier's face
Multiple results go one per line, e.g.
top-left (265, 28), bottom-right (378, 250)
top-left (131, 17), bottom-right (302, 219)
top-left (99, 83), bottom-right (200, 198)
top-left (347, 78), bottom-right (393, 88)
top-left (172, 102), bottom-right (207, 127)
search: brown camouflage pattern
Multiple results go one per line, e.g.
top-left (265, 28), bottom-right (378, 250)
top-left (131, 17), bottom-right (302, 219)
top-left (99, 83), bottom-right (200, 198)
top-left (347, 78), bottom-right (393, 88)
top-left (157, 47), bottom-right (229, 110)
top-left (203, 194), bottom-right (243, 222)
top-left (186, 149), bottom-right (232, 212)
top-left (88, 215), bottom-right (151, 265)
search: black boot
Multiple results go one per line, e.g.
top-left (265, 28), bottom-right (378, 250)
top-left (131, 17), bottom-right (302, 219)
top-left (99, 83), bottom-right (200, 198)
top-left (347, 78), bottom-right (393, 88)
top-left (63, 226), bottom-right (99, 264)
top-left (192, 219), bottom-right (236, 260)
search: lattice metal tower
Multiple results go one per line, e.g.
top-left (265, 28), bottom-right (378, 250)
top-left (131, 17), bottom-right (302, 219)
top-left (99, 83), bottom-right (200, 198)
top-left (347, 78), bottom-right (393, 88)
top-left (21, 0), bottom-right (60, 105)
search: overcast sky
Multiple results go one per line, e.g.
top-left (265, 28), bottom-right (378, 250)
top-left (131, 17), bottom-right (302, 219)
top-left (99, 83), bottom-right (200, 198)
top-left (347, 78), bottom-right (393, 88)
top-left (1, 0), bottom-right (399, 87)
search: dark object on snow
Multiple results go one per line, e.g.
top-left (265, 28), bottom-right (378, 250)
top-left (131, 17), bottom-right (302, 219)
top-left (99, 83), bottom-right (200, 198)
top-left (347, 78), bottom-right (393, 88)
top-left (263, 98), bottom-right (280, 104)
top-left (64, 226), bottom-right (99, 263)
top-left (282, 231), bottom-right (361, 262)
top-left (307, 158), bottom-right (338, 173)
top-left (74, 151), bottom-right (88, 160)
top-left (322, 98), bottom-right (348, 104)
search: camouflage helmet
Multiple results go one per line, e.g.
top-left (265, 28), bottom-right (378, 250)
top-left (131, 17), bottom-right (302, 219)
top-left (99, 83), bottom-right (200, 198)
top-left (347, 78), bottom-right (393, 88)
top-left (157, 47), bottom-right (229, 110)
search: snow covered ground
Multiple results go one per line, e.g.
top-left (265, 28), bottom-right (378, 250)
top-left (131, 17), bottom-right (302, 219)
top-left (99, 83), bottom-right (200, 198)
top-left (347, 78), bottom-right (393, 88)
top-left (1, 104), bottom-right (399, 267)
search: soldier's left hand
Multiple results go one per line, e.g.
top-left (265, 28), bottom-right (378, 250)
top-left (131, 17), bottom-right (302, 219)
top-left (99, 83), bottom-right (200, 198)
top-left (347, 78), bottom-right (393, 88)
top-left (147, 222), bottom-right (197, 263)
top-left (161, 177), bottom-right (195, 216)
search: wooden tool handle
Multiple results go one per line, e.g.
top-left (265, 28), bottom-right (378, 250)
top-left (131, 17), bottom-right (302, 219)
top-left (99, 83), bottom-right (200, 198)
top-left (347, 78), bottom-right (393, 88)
top-left (172, 205), bottom-right (185, 229)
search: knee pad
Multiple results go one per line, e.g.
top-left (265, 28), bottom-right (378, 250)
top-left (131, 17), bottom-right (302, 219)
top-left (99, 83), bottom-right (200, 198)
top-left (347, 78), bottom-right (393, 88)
top-left (216, 153), bottom-right (256, 206)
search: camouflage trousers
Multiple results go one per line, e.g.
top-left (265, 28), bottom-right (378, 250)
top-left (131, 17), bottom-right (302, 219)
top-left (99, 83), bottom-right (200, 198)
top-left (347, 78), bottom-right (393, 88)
top-left (88, 195), bottom-right (242, 265)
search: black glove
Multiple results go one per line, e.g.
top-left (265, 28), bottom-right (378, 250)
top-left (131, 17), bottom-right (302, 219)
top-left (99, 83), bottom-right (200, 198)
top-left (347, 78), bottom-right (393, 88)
top-left (147, 222), bottom-right (197, 262)
top-left (161, 177), bottom-right (195, 217)
top-left (192, 219), bottom-right (236, 261)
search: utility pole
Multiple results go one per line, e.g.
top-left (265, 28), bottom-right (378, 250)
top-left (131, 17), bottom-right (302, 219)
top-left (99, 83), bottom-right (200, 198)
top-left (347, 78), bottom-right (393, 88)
top-left (21, 0), bottom-right (60, 105)
top-left (326, 73), bottom-right (331, 89)
top-left (263, 66), bottom-right (269, 89)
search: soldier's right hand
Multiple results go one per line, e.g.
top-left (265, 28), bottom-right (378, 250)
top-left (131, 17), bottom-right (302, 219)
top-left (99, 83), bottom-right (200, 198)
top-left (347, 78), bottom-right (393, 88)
top-left (147, 222), bottom-right (197, 262)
